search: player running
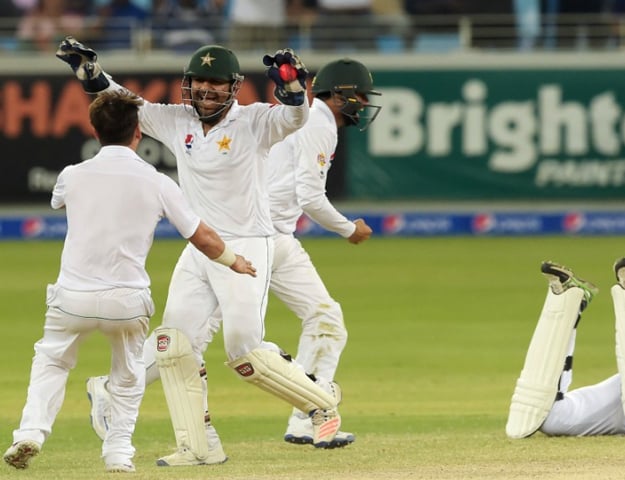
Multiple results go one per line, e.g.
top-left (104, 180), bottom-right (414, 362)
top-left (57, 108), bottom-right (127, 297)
top-left (507, 258), bottom-right (625, 438)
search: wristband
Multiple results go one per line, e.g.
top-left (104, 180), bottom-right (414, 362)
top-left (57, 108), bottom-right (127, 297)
top-left (213, 246), bottom-right (236, 267)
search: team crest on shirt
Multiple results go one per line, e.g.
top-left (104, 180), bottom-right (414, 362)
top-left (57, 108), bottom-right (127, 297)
top-left (317, 153), bottom-right (327, 167)
top-left (184, 134), bottom-right (194, 154)
top-left (317, 153), bottom-right (327, 179)
top-left (216, 135), bottom-right (232, 153)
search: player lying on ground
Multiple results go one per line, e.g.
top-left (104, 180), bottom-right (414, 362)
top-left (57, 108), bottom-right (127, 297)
top-left (507, 258), bottom-right (625, 437)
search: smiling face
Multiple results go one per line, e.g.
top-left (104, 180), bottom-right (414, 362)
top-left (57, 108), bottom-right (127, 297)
top-left (181, 76), bottom-right (241, 126)
top-left (181, 45), bottom-right (244, 125)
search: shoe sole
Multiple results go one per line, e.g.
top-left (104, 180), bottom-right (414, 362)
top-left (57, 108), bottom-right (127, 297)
top-left (4, 441), bottom-right (40, 469)
top-left (541, 261), bottom-right (598, 301)
top-left (156, 456), bottom-right (228, 467)
top-left (284, 434), bottom-right (313, 445)
top-left (284, 434), bottom-right (355, 448)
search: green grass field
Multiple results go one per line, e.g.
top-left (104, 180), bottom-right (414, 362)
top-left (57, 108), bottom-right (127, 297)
top-left (2, 236), bottom-right (625, 479)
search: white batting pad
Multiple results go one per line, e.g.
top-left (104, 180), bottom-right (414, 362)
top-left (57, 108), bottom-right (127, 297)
top-left (228, 348), bottom-right (336, 414)
top-left (506, 287), bottom-right (584, 438)
top-left (611, 285), bottom-right (625, 417)
top-left (154, 327), bottom-right (209, 459)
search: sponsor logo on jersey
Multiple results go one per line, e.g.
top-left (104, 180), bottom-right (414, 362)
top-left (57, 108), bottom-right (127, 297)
top-left (184, 134), bottom-right (194, 153)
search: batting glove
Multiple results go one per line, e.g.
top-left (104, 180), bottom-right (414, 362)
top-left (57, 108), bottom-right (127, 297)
top-left (56, 36), bottom-right (110, 94)
top-left (262, 48), bottom-right (308, 106)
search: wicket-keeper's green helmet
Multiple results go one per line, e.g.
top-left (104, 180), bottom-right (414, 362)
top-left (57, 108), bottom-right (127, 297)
top-left (182, 45), bottom-right (244, 124)
top-left (311, 58), bottom-right (382, 131)
top-left (184, 45), bottom-right (243, 82)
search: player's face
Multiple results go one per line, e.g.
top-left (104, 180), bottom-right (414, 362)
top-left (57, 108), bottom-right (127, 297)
top-left (332, 91), bottom-right (377, 129)
top-left (190, 77), bottom-right (233, 119)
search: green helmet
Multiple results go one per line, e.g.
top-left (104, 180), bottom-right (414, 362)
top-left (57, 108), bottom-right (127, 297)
top-left (312, 58), bottom-right (382, 131)
top-left (311, 58), bottom-right (380, 97)
top-left (182, 45), bottom-right (244, 124)
top-left (184, 45), bottom-right (243, 83)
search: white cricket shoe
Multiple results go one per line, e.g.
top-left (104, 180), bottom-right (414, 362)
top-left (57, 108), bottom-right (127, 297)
top-left (3, 440), bottom-right (41, 469)
top-left (86, 376), bottom-right (111, 441)
top-left (156, 425), bottom-right (227, 467)
top-left (284, 410), bottom-right (355, 448)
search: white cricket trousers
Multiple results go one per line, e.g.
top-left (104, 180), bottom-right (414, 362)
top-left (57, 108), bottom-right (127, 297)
top-left (12, 284), bottom-right (152, 464)
top-left (541, 373), bottom-right (625, 435)
top-left (270, 233), bottom-right (347, 381)
top-left (157, 237), bottom-right (274, 365)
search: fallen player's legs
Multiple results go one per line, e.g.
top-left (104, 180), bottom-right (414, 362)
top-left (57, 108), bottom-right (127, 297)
top-left (541, 373), bottom-right (625, 435)
top-left (506, 261), bottom-right (597, 438)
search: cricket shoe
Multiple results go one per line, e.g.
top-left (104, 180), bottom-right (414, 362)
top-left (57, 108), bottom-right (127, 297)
top-left (86, 375), bottom-right (111, 441)
top-left (3, 440), bottom-right (41, 469)
top-left (156, 425), bottom-right (227, 466)
top-left (541, 261), bottom-right (598, 305)
top-left (310, 380), bottom-right (342, 448)
top-left (284, 410), bottom-right (355, 448)
top-left (614, 257), bottom-right (625, 288)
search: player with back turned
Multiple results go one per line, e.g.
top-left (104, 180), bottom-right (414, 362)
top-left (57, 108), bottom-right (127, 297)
top-left (56, 37), bottom-right (344, 466)
top-left (2, 90), bottom-right (256, 473)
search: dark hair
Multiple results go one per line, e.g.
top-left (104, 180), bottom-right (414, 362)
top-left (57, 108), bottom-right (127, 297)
top-left (89, 90), bottom-right (144, 145)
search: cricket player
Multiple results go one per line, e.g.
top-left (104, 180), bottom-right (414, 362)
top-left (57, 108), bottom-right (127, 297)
top-left (269, 58), bottom-right (380, 446)
top-left (57, 37), bottom-right (343, 466)
top-left (507, 258), bottom-right (625, 438)
top-left (83, 57), bottom-right (382, 451)
top-left (2, 90), bottom-right (256, 473)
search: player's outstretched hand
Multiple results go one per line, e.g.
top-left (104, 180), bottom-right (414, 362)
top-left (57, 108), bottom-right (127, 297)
top-left (230, 255), bottom-right (257, 277)
top-left (262, 48), bottom-right (308, 106)
top-left (348, 218), bottom-right (372, 245)
top-left (56, 36), bottom-right (110, 93)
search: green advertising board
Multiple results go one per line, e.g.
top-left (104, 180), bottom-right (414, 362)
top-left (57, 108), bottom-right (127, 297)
top-left (348, 69), bottom-right (625, 200)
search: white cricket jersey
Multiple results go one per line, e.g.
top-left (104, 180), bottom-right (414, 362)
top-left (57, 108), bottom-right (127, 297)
top-left (135, 95), bottom-right (309, 240)
top-left (51, 145), bottom-right (200, 291)
top-left (268, 98), bottom-right (356, 238)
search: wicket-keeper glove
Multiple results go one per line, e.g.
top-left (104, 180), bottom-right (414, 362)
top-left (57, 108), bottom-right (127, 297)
top-left (263, 48), bottom-right (308, 106)
top-left (56, 36), bottom-right (111, 94)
